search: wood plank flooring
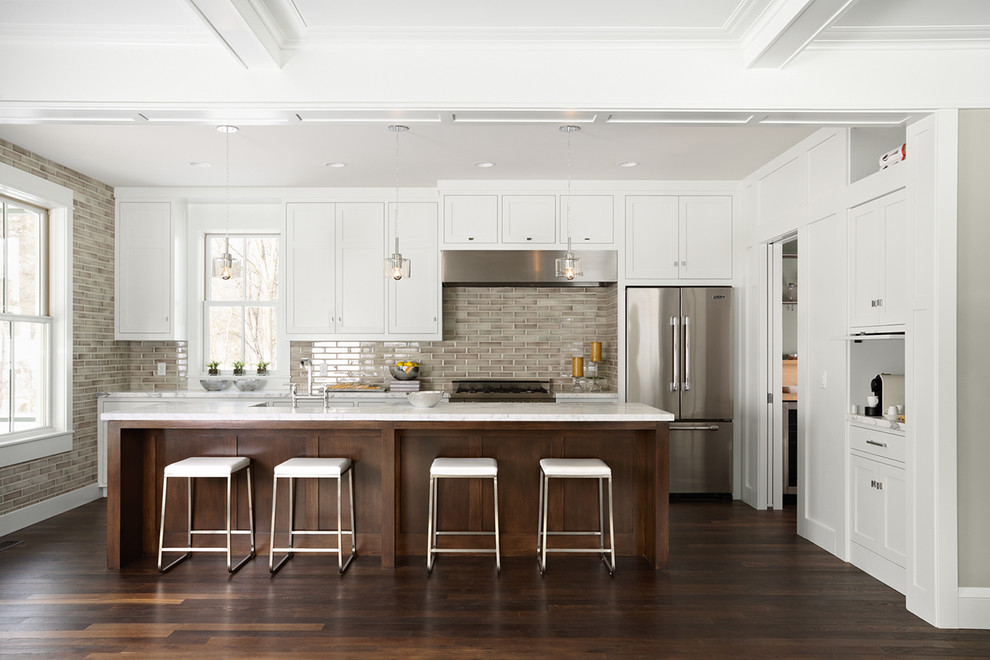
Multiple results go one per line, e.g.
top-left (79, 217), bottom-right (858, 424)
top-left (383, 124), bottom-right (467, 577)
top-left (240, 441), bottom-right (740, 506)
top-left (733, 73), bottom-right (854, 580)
top-left (2, 500), bottom-right (990, 658)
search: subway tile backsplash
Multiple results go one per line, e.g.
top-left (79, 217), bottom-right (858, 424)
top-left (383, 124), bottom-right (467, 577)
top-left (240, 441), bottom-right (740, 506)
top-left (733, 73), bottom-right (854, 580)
top-left (292, 286), bottom-right (618, 394)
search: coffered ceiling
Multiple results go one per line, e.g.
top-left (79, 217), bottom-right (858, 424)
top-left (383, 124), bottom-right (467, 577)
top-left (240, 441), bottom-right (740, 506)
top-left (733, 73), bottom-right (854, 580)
top-left (0, 0), bottom-right (987, 187)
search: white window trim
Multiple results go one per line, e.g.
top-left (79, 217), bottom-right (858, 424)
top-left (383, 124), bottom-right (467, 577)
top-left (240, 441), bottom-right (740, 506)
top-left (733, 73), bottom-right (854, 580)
top-left (0, 162), bottom-right (73, 468)
top-left (186, 203), bottom-right (287, 386)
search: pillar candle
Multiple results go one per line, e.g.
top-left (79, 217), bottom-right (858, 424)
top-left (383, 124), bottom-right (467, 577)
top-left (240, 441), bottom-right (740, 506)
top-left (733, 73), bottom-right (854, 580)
top-left (590, 341), bottom-right (602, 363)
top-left (572, 357), bottom-right (584, 377)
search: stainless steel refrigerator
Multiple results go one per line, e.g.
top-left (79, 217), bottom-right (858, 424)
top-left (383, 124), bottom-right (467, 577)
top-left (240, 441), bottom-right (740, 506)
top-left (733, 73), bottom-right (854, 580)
top-left (626, 287), bottom-right (733, 494)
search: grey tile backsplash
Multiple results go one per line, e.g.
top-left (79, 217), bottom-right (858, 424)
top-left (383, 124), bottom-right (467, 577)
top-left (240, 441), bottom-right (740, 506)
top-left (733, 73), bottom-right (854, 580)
top-left (292, 286), bottom-right (618, 394)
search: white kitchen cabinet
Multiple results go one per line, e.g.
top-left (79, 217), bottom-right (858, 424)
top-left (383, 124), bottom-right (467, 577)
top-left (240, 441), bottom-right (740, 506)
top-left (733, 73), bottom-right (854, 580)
top-left (388, 202), bottom-right (441, 336)
top-left (848, 189), bottom-right (907, 330)
top-left (335, 203), bottom-right (386, 334)
top-left (625, 195), bottom-right (732, 280)
top-left (625, 196), bottom-right (680, 279)
top-left (850, 451), bottom-right (907, 569)
top-left (285, 202), bottom-right (385, 336)
top-left (443, 195), bottom-right (498, 244)
top-left (115, 200), bottom-right (186, 339)
top-left (285, 202), bottom-right (337, 334)
top-left (502, 195), bottom-right (556, 244)
top-left (560, 195), bottom-right (614, 244)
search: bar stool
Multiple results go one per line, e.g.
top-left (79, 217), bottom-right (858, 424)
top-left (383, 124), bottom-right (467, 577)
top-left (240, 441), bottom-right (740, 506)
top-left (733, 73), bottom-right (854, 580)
top-left (537, 458), bottom-right (615, 575)
top-left (427, 457), bottom-right (500, 575)
top-left (269, 457), bottom-right (356, 575)
top-left (157, 456), bottom-right (255, 574)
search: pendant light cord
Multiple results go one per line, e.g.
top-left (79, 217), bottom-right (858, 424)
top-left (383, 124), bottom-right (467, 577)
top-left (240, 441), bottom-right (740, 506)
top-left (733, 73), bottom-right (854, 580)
top-left (224, 127), bottom-right (230, 245)
top-left (393, 125), bottom-right (400, 253)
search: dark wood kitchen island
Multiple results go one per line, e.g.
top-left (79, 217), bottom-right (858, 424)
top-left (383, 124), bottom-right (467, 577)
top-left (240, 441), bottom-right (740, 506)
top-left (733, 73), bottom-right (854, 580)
top-left (103, 401), bottom-right (672, 570)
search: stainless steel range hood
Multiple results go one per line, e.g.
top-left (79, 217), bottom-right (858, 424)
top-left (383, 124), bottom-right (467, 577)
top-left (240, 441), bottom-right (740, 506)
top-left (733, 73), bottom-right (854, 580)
top-left (442, 250), bottom-right (617, 287)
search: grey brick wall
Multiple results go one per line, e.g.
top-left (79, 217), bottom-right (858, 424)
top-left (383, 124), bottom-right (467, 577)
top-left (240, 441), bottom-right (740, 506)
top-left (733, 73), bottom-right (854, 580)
top-left (0, 139), bottom-right (127, 516)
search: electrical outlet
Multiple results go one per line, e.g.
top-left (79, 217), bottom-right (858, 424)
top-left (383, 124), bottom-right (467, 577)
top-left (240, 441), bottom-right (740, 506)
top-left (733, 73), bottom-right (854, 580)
top-left (820, 370), bottom-right (827, 389)
top-left (157, 362), bottom-right (167, 376)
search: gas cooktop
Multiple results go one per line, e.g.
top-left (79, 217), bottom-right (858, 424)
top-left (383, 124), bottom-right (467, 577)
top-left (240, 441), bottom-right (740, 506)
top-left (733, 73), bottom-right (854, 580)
top-left (449, 378), bottom-right (555, 402)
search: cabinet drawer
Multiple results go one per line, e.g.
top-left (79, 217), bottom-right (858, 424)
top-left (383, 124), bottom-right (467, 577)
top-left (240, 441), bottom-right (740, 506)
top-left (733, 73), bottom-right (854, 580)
top-left (849, 423), bottom-right (904, 463)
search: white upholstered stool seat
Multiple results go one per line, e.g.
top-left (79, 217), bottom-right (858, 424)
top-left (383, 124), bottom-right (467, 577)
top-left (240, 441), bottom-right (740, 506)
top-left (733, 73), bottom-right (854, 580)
top-left (269, 457), bottom-right (356, 575)
top-left (539, 458), bottom-right (611, 478)
top-left (537, 457), bottom-right (615, 576)
top-left (164, 456), bottom-right (251, 478)
top-left (274, 457), bottom-right (351, 478)
top-left (430, 457), bottom-right (498, 478)
top-left (157, 456), bottom-right (255, 575)
top-left (427, 457), bottom-right (501, 575)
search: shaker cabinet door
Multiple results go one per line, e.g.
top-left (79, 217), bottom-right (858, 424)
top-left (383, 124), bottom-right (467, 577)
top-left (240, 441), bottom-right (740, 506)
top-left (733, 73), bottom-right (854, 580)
top-left (335, 203), bottom-right (386, 334)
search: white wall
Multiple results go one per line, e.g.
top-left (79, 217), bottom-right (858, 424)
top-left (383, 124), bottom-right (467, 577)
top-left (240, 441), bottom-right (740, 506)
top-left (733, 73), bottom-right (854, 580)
top-left (956, 109), bottom-right (990, 588)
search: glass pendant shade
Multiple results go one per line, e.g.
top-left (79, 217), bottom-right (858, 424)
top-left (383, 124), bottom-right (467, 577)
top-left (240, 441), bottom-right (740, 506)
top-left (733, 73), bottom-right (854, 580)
top-left (385, 237), bottom-right (411, 280)
top-left (212, 236), bottom-right (242, 280)
top-left (555, 237), bottom-right (583, 281)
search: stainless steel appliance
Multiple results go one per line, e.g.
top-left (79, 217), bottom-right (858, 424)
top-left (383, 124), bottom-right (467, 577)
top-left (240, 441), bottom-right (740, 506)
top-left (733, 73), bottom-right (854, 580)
top-left (449, 378), bottom-right (555, 402)
top-left (442, 250), bottom-right (617, 287)
top-left (626, 287), bottom-right (733, 495)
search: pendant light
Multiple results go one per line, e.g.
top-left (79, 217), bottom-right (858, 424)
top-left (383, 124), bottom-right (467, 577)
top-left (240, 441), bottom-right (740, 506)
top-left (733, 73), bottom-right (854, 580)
top-left (556, 125), bottom-right (583, 281)
top-left (384, 124), bottom-right (411, 280)
top-left (212, 125), bottom-right (242, 281)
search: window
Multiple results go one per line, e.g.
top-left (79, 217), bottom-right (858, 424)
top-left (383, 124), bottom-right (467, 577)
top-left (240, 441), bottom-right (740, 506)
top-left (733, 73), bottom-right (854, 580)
top-left (0, 196), bottom-right (49, 436)
top-left (204, 234), bottom-right (278, 372)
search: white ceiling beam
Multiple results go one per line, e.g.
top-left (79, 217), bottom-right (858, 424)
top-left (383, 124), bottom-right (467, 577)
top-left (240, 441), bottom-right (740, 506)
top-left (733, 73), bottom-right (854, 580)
top-left (186, 0), bottom-right (287, 69)
top-left (744, 0), bottom-right (858, 69)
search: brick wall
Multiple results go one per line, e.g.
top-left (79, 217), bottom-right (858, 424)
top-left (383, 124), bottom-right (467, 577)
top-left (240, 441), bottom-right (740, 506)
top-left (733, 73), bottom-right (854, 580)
top-left (0, 139), bottom-right (126, 516)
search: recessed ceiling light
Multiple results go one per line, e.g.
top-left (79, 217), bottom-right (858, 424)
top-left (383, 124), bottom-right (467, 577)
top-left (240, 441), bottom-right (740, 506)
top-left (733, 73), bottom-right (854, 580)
top-left (474, 161), bottom-right (495, 168)
top-left (324, 162), bottom-right (347, 168)
top-left (189, 161), bottom-right (211, 168)
top-left (617, 161), bottom-right (638, 168)
top-left (216, 125), bottom-right (239, 133)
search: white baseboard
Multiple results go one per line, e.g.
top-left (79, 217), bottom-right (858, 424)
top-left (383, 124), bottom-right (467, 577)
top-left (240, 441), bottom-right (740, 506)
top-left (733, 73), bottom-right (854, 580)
top-left (798, 516), bottom-right (837, 558)
top-left (0, 484), bottom-right (103, 538)
top-left (958, 588), bottom-right (990, 629)
top-left (849, 541), bottom-right (906, 595)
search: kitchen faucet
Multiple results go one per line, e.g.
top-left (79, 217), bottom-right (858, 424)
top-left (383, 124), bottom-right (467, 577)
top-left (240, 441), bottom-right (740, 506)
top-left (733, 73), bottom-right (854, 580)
top-left (300, 358), bottom-right (313, 395)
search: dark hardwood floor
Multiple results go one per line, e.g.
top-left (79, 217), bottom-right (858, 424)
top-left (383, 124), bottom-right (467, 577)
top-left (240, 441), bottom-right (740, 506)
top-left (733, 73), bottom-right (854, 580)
top-left (2, 500), bottom-right (989, 658)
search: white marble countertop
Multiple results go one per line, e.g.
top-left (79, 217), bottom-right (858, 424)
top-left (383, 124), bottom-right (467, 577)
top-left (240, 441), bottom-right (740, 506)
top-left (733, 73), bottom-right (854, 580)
top-left (101, 400), bottom-right (673, 423)
top-left (98, 389), bottom-right (410, 400)
top-left (847, 413), bottom-right (906, 433)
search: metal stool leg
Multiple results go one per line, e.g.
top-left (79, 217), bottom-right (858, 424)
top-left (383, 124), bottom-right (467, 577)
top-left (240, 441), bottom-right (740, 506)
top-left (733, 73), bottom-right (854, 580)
top-left (426, 475), bottom-right (436, 574)
top-left (493, 475), bottom-right (501, 576)
top-left (606, 474), bottom-right (616, 575)
top-left (269, 474), bottom-right (279, 573)
top-left (540, 471), bottom-right (549, 575)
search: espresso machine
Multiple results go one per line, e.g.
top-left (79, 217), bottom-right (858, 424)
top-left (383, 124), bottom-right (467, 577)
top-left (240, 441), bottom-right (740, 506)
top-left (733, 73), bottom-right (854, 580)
top-left (865, 375), bottom-right (883, 417)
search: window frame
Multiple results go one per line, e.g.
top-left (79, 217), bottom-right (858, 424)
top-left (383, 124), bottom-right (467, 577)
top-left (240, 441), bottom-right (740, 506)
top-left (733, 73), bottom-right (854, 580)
top-left (0, 163), bottom-right (73, 468)
top-left (203, 232), bottom-right (280, 372)
top-left (186, 202), bottom-right (286, 385)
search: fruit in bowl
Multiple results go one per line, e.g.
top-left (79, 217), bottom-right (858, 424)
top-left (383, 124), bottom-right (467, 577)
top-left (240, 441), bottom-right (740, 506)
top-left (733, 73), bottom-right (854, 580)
top-left (389, 361), bottom-right (420, 381)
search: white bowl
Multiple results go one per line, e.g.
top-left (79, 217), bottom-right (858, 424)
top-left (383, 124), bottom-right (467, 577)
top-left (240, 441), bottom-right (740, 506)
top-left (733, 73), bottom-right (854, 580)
top-left (407, 391), bottom-right (443, 408)
top-left (200, 379), bottom-right (229, 391)
top-left (234, 378), bottom-right (261, 391)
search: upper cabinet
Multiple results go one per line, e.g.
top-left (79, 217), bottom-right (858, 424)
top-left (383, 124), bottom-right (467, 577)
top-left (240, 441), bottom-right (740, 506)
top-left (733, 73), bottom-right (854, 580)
top-left (388, 202), bottom-right (440, 336)
top-left (502, 195), bottom-right (555, 244)
top-left (442, 191), bottom-right (615, 247)
top-left (285, 200), bottom-right (441, 340)
top-left (848, 189), bottom-right (907, 330)
top-left (444, 195), bottom-right (498, 244)
top-left (561, 195), bottom-right (614, 244)
top-left (625, 195), bottom-right (732, 280)
top-left (115, 200), bottom-right (186, 339)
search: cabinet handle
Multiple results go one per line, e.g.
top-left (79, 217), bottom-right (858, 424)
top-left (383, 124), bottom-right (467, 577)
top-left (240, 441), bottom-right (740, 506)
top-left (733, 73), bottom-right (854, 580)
top-left (681, 261), bottom-right (686, 267)
top-left (584, 237), bottom-right (591, 241)
top-left (877, 481), bottom-right (883, 490)
top-left (468, 237), bottom-right (474, 241)
top-left (673, 261), bottom-right (678, 268)
top-left (866, 439), bottom-right (887, 448)
top-left (878, 298), bottom-right (883, 307)
top-left (526, 237), bottom-right (532, 241)
top-left (871, 480), bottom-right (876, 488)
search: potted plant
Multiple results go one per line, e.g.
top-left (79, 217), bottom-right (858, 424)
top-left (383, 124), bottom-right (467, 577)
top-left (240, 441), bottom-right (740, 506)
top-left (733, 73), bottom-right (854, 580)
top-left (256, 360), bottom-right (269, 376)
top-left (206, 360), bottom-right (220, 376)
top-left (233, 360), bottom-right (245, 376)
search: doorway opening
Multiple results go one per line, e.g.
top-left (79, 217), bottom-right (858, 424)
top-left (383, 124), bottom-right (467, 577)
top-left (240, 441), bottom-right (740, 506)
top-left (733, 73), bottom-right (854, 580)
top-left (781, 238), bottom-right (798, 506)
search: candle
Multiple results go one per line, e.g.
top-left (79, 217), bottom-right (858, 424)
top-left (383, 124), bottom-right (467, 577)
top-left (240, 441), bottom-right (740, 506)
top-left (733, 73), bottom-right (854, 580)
top-left (572, 357), bottom-right (584, 378)
top-left (590, 341), bottom-right (602, 363)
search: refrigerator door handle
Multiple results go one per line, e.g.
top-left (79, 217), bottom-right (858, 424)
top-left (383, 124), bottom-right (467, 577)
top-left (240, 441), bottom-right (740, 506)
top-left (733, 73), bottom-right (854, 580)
top-left (682, 315), bottom-right (691, 391)
top-left (671, 425), bottom-right (720, 432)
top-left (669, 315), bottom-right (679, 392)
